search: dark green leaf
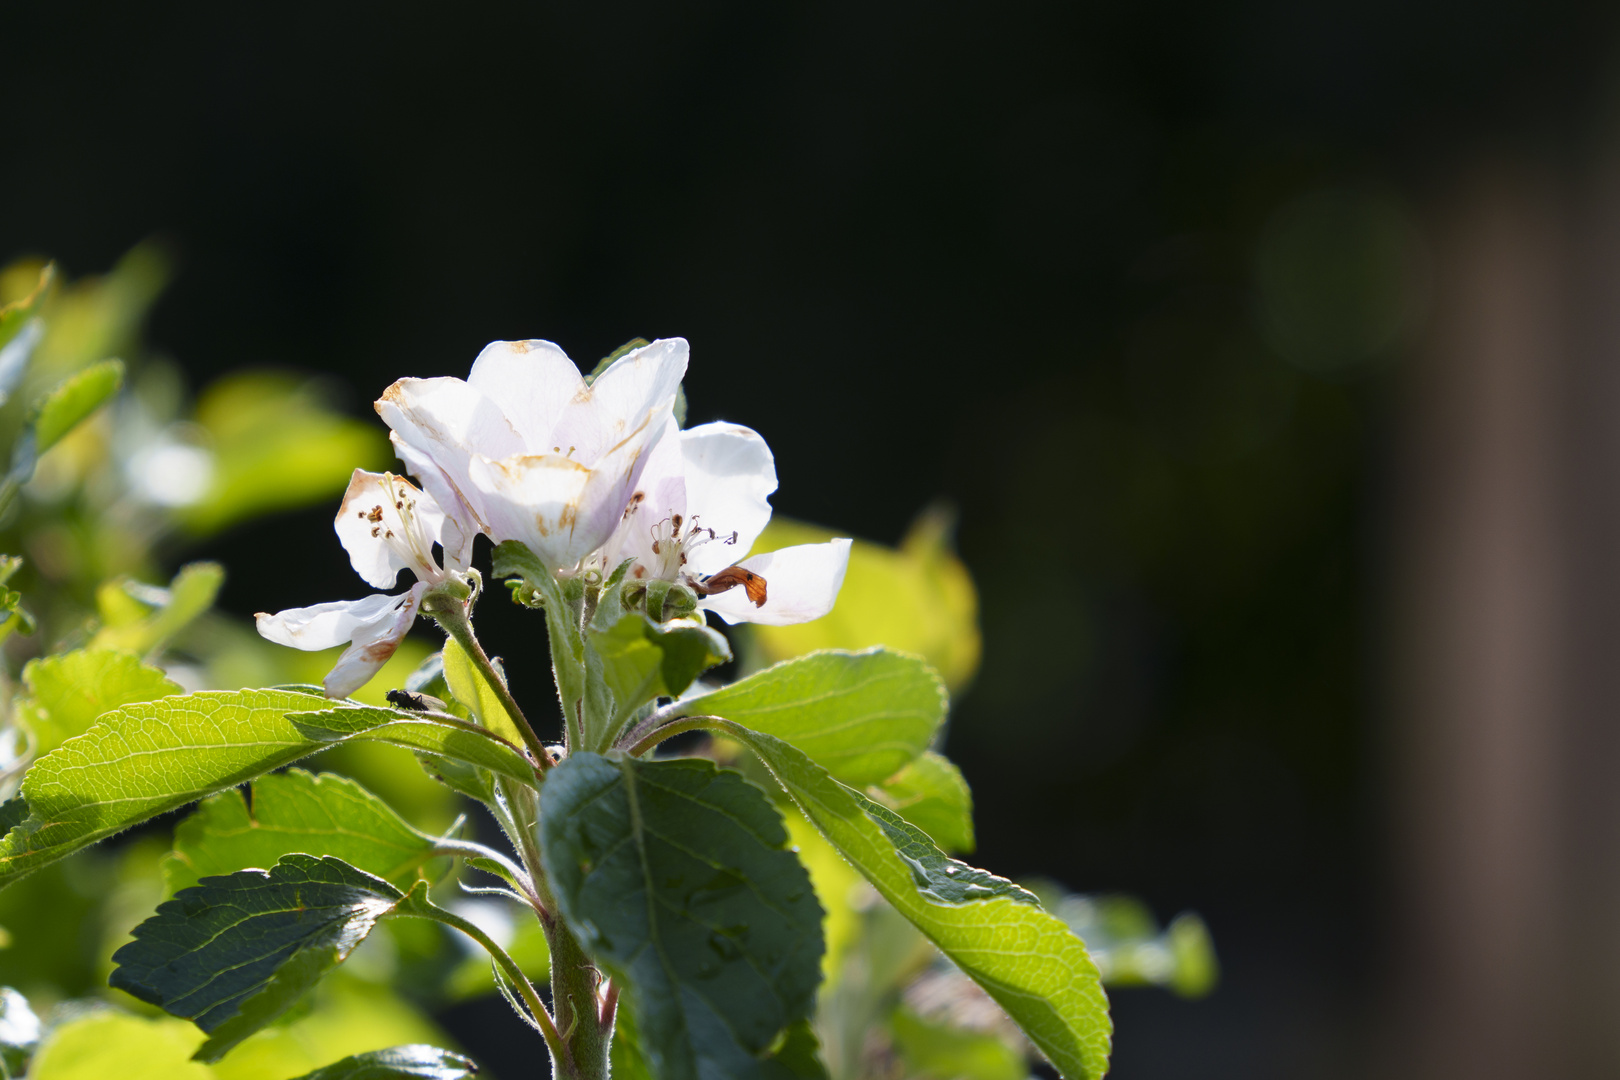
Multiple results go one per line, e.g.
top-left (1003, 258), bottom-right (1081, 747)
top-left (111, 854), bottom-right (410, 1062)
top-left (164, 769), bottom-right (440, 895)
top-left (0, 687), bottom-right (332, 890)
top-left (696, 721), bottom-right (1111, 1080)
top-left (873, 751), bottom-right (975, 854)
top-left (760, 1019), bottom-right (830, 1080)
top-left (285, 1044), bottom-right (479, 1079)
top-left (676, 649), bottom-right (945, 786)
top-left (15, 649), bottom-right (181, 759)
top-left (541, 753), bottom-right (824, 1080)
top-left (287, 704), bottom-right (537, 787)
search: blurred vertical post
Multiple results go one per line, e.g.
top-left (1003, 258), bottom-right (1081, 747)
top-left (1393, 156), bottom-right (1620, 1077)
top-left (1392, 168), bottom-right (1565, 1078)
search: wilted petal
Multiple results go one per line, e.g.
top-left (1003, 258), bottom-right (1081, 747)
top-left (680, 422), bottom-right (777, 577)
top-left (466, 339), bottom-right (586, 449)
top-left (544, 338), bottom-right (688, 465)
top-left (376, 376), bottom-right (524, 532)
top-left (255, 592), bottom-right (406, 651)
top-left (322, 584), bottom-right (426, 698)
top-left (333, 469), bottom-right (448, 589)
top-left (700, 539), bottom-right (852, 626)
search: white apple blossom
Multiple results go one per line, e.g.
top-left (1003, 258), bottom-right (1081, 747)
top-left (374, 338), bottom-right (685, 572)
top-left (591, 415), bottom-right (851, 626)
top-left (256, 468), bottom-right (469, 698)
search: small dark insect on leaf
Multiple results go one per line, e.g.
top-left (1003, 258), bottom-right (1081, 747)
top-left (694, 566), bottom-right (767, 607)
top-left (386, 688), bottom-right (447, 712)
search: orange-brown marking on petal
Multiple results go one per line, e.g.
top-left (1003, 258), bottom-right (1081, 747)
top-left (695, 567), bottom-right (767, 608)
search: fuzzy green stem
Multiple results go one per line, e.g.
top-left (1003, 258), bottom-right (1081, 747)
top-left (423, 591), bottom-right (552, 772)
top-left (622, 714), bottom-right (716, 758)
top-left (420, 901), bottom-right (564, 1062)
top-left (534, 874), bottom-right (613, 1080)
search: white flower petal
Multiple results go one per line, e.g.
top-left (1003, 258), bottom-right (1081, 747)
top-left (544, 338), bottom-right (688, 465)
top-left (376, 376), bottom-right (525, 532)
top-left (466, 339), bottom-right (586, 449)
top-left (596, 414), bottom-right (687, 571)
top-left (679, 422), bottom-right (777, 577)
top-left (333, 470), bottom-right (447, 589)
top-left (700, 539), bottom-right (852, 626)
top-left (466, 452), bottom-right (593, 569)
top-left (390, 433), bottom-right (476, 570)
top-left (322, 584), bottom-right (426, 698)
top-left (255, 592), bottom-right (406, 651)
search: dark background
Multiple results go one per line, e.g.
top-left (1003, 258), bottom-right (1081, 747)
top-left (9, 3), bottom-right (1620, 1076)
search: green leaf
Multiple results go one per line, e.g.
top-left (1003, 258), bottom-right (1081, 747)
top-left (760, 1019), bottom-right (830, 1080)
top-left (0, 262), bottom-right (52, 356)
top-left (696, 721), bottom-right (1111, 1080)
top-left (678, 649), bottom-right (945, 786)
top-left (287, 704), bottom-right (537, 787)
top-left (588, 610), bottom-right (730, 747)
top-left (541, 753), bottom-right (824, 1080)
top-left (164, 770), bottom-right (440, 896)
top-left (15, 649), bottom-right (182, 760)
top-left (284, 1045), bottom-right (478, 1080)
top-left (888, 1008), bottom-right (1024, 1080)
top-left (29, 358), bottom-right (124, 454)
top-left (438, 638), bottom-right (528, 751)
top-left (872, 751), bottom-right (975, 854)
top-left (90, 562), bottom-right (225, 656)
top-left (111, 854), bottom-right (413, 1062)
top-left (28, 1012), bottom-right (212, 1080)
top-left (180, 372), bottom-right (387, 535)
top-left (747, 509), bottom-right (981, 693)
top-left (0, 687), bottom-right (331, 890)
top-left (0, 986), bottom-right (39, 1079)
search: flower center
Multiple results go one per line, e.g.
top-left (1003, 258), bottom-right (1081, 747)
top-left (646, 512), bottom-right (738, 581)
top-left (358, 474), bottom-right (446, 585)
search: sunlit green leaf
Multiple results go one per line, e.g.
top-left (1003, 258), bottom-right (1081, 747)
top-left (588, 609), bottom-right (729, 746)
top-left (164, 770), bottom-right (440, 896)
top-left (90, 562), bottom-right (224, 656)
top-left (28, 1012), bottom-right (212, 1080)
top-left (747, 510), bottom-right (980, 692)
top-left (287, 704), bottom-right (537, 788)
top-left (888, 1008), bottom-right (1023, 1080)
top-left (111, 855), bottom-right (414, 1062)
top-left (438, 638), bottom-right (527, 751)
top-left (0, 687), bottom-right (331, 890)
top-left (282, 1045), bottom-right (478, 1080)
top-left (693, 721), bottom-right (1112, 1080)
top-left (29, 358), bottom-right (123, 456)
top-left (873, 751), bottom-right (975, 854)
top-left (15, 649), bottom-right (181, 760)
top-left (180, 372), bottom-right (387, 535)
top-left (541, 753), bottom-right (824, 1080)
top-left (676, 649), bottom-right (945, 786)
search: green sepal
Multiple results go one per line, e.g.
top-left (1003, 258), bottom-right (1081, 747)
top-left (540, 752), bottom-right (824, 1080)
